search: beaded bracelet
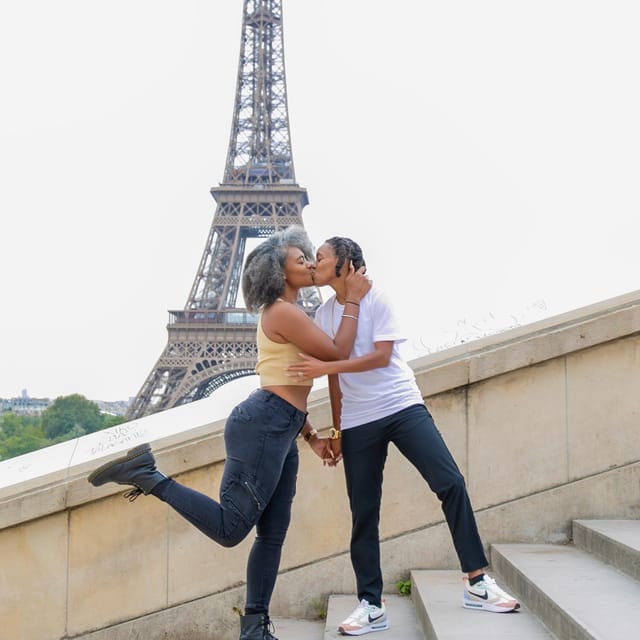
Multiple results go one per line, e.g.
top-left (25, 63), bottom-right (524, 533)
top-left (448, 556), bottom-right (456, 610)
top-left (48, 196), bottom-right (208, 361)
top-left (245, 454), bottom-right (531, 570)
top-left (303, 428), bottom-right (318, 442)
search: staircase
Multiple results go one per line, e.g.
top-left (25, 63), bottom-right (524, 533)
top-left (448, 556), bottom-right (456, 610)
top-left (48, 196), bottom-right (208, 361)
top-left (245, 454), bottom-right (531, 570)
top-left (273, 519), bottom-right (640, 639)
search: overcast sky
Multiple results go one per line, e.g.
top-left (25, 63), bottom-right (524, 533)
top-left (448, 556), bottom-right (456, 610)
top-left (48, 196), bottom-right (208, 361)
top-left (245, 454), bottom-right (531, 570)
top-left (1, 1), bottom-right (639, 403)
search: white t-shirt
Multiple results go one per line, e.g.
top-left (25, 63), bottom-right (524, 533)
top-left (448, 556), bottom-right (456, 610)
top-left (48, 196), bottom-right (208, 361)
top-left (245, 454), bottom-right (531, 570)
top-left (314, 287), bottom-right (424, 429)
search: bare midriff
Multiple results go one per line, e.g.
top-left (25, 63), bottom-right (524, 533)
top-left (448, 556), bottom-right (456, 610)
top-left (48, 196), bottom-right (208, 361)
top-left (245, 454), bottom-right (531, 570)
top-left (261, 385), bottom-right (311, 414)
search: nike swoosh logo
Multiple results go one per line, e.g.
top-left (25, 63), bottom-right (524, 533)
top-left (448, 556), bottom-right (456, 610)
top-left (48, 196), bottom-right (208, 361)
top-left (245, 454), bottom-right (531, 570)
top-left (471, 591), bottom-right (489, 600)
top-left (368, 612), bottom-right (385, 623)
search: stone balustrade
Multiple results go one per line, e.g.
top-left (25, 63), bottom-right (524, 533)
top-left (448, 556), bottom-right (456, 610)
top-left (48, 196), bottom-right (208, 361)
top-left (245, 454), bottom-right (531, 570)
top-left (1, 290), bottom-right (639, 640)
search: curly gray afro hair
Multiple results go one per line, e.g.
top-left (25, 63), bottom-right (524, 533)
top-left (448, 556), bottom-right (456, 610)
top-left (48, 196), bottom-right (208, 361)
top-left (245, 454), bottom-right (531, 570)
top-left (242, 226), bottom-right (315, 312)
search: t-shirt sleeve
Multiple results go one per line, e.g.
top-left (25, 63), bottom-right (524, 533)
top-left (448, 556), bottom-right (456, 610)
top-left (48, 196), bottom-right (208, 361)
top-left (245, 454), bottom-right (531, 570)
top-left (370, 289), bottom-right (406, 344)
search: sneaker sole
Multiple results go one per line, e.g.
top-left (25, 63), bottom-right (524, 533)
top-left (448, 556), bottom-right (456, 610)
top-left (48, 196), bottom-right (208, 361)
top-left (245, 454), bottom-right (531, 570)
top-left (88, 443), bottom-right (152, 486)
top-left (462, 597), bottom-right (520, 613)
top-left (338, 619), bottom-right (390, 635)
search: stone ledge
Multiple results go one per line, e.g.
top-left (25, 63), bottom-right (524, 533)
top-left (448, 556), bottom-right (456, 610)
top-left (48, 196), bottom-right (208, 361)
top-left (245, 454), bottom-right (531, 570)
top-left (1, 289), bottom-right (639, 530)
top-left (413, 289), bottom-right (640, 396)
top-left (65, 462), bottom-right (640, 640)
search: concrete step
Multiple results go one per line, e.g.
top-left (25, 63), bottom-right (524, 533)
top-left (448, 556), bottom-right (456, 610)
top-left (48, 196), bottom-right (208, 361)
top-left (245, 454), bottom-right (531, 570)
top-left (273, 519), bottom-right (640, 639)
top-left (271, 617), bottom-right (325, 639)
top-left (492, 542), bottom-right (640, 640)
top-left (573, 519), bottom-right (640, 581)
top-left (411, 570), bottom-right (554, 639)
top-left (323, 594), bottom-right (424, 639)
top-left (273, 593), bottom-right (424, 639)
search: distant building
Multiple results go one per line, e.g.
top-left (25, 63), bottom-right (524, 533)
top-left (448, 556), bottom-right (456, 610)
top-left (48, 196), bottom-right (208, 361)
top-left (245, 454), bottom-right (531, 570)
top-left (0, 395), bottom-right (50, 416)
top-left (0, 395), bottom-right (131, 417)
top-left (94, 400), bottom-right (131, 417)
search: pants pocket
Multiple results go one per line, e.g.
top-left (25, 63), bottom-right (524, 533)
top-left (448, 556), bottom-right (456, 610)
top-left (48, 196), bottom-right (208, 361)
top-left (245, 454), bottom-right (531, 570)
top-left (221, 473), bottom-right (264, 528)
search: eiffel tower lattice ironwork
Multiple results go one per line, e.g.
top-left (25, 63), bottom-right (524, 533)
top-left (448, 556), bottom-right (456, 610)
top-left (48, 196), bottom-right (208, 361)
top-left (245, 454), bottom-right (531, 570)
top-left (127, 0), bottom-right (321, 420)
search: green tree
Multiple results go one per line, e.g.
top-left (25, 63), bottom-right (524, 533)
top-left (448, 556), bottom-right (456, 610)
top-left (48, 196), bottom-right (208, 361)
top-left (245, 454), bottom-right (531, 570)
top-left (103, 414), bottom-right (127, 429)
top-left (0, 413), bottom-right (47, 460)
top-left (41, 394), bottom-right (103, 440)
top-left (0, 398), bottom-right (128, 461)
top-left (0, 412), bottom-right (26, 438)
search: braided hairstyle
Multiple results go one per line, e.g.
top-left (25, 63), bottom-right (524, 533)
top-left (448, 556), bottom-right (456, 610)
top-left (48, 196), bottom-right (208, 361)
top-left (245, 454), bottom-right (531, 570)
top-left (324, 236), bottom-right (366, 278)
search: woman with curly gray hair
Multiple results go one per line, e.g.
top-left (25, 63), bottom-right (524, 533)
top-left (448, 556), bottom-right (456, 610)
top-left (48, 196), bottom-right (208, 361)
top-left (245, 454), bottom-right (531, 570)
top-left (88, 226), bottom-right (369, 640)
top-left (242, 225), bottom-right (315, 312)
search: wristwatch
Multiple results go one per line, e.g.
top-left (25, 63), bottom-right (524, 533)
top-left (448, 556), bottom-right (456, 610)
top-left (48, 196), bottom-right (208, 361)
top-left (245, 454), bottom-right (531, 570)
top-left (329, 427), bottom-right (341, 440)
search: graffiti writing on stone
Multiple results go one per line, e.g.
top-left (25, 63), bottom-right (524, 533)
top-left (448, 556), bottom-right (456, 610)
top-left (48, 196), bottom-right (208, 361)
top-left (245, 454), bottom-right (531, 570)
top-left (89, 422), bottom-right (149, 457)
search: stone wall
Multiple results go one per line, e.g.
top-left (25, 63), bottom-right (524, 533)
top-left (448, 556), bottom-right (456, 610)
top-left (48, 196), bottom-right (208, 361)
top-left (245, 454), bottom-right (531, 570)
top-left (1, 290), bottom-right (639, 640)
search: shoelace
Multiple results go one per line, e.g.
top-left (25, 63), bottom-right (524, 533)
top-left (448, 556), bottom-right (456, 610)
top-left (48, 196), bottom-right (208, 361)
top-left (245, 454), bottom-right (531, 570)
top-left (122, 487), bottom-right (143, 501)
top-left (469, 576), bottom-right (514, 602)
top-left (345, 600), bottom-right (372, 622)
top-left (264, 615), bottom-right (278, 639)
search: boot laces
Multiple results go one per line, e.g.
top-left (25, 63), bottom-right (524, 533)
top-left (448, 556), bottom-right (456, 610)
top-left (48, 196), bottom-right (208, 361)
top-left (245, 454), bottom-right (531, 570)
top-left (264, 615), bottom-right (277, 639)
top-left (122, 487), bottom-right (143, 501)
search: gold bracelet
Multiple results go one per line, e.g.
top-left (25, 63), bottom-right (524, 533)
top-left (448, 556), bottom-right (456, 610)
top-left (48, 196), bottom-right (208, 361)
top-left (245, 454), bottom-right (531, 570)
top-left (345, 300), bottom-right (360, 306)
top-left (342, 314), bottom-right (358, 320)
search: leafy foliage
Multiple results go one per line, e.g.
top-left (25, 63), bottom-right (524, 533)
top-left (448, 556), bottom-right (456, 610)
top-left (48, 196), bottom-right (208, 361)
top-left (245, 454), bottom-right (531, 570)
top-left (0, 395), bottom-right (126, 461)
top-left (396, 579), bottom-right (412, 596)
top-left (0, 413), bottom-right (47, 459)
top-left (41, 394), bottom-right (103, 439)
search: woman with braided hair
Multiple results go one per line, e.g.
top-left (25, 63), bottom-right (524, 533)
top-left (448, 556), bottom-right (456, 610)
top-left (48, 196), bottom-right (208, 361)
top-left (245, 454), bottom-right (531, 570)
top-left (288, 236), bottom-right (520, 636)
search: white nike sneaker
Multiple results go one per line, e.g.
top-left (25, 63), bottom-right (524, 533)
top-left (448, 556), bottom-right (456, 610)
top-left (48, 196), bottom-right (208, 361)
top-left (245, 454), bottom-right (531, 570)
top-left (338, 598), bottom-right (389, 635)
top-left (463, 574), bottom-right (520, 612)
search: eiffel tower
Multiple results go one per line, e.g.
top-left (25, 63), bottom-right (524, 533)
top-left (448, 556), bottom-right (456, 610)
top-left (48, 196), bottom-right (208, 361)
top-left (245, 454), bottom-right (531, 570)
top-left (127, 0), bottom-right (320, 420)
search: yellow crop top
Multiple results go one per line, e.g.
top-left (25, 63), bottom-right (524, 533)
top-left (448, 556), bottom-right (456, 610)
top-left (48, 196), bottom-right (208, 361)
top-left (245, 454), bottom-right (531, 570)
top-left (255, 311), bottom-right (313, 387)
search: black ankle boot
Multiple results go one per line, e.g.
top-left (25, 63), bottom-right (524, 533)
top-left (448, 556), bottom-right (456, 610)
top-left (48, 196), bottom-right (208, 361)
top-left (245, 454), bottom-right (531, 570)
top-left (88, 443), bottom-right (167, 500)
top-left (239, 613), bottom-right (278, 640)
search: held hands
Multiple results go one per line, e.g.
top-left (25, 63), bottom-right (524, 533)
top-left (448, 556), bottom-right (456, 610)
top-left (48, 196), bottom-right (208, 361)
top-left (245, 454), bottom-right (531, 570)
top-left (327, 437), bottom-right (342, 465)
top-left (308, 434), bottom-right (342, 466)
